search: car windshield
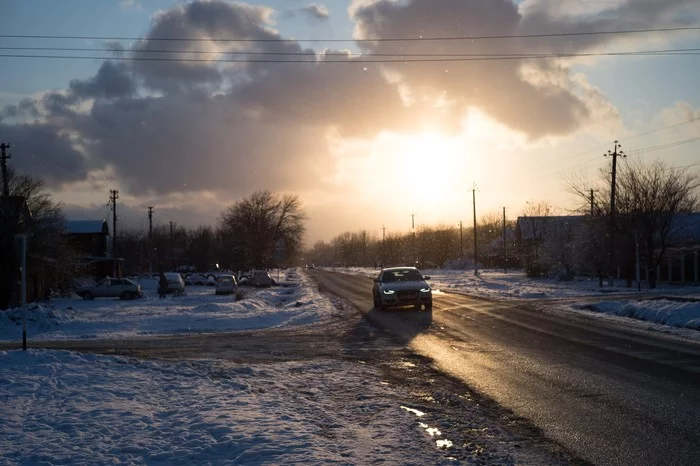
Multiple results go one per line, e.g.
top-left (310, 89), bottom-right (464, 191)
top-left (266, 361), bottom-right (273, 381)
top-left (382, 270), bottom-right (421, 282)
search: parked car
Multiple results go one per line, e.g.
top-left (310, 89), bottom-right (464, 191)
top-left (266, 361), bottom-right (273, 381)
top-left (76, 277), bottom-right (142, 300)
top-left (372, 267), bottom-right (432, 311)
top-left (215, 274), bottom-right (238, 295)
top-left (246, 270), bottom-right (273, 287)
top-left (184, 273), bottom-right (206, 286)
top-left (164, 272), bottom-right (185, 294)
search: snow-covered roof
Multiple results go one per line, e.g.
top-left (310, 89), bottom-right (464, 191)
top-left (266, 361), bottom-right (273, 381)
top-left (670, 212), bottom-right (700, 246)
top-left (65, 219), bottom-right (109, 235)
top-left (516, 215), bottom-right (584, 240)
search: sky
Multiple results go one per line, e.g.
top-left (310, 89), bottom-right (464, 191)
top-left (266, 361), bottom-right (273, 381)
top-left (1, 267), bottom-right (698, 463)
top-left (1, 0), bottom-right (699, 245)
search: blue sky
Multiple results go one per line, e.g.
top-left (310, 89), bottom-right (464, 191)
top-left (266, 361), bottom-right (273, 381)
top-left (1, 0), bottom-right (699, 243)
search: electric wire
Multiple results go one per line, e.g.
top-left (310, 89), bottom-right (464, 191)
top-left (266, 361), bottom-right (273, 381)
top-left (1, 45), bottom-right (699, 59)
top-left (1, 25), bottom-right (699, 43)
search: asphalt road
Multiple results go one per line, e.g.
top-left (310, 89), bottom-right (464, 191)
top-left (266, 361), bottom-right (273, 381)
top-left (310, 269), bottom-right (700, 466)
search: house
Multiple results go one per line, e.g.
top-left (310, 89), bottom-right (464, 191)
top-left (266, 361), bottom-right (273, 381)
top-left (516, 213), bottom-right (700, 285)
top-left (65, 219), bottom-right (109, 257)
top-left (64, 219), bottom-right (123, 278)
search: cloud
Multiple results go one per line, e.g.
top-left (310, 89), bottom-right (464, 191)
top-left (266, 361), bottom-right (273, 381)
top-left (0, 121), bottom-right (89, 186)
top-left (69, 62), bottom-right (136, 100)
top-left (1, 0), bottom-right (697, 233)
top-left (301, 4), bottom-right (330, 20)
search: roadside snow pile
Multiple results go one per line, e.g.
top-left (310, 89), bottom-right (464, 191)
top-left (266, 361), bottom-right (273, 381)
top-left (0, 304), bottom-right (71, 330)
top-left (0, 270), bottom-right (336, 342)
top-left (572, 299), bottom-right (700, 330)
top-left (0, 349), bottom-right (452, 466)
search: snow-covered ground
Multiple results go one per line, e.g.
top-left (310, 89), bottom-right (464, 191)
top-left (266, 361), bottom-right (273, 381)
top-left (335, 266), bottom-right (700, 333)
top-left (2, 266), bottom-right (699, 464)
top-left (0, 269), bottom-right (467, 465)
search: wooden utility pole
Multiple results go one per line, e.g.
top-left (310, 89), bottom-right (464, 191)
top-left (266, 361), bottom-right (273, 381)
top-left (590, 189), bottom-right (597, 216)
top-left (472, 185), bottom-right (478, 275)
top-left (459, 221), bottom-right (463, 258)
top-left (605, 141), bottom-right (625, 287)
top-left (1, 142), bottom-right (11, 197)
top-left (169, 221), bottom-right (174, 270)
top-left (148, 206), bottom-right (154, 273)
top-left (109, 189), bottom-right (119, 277)
top-left (503, 207), bottom-right (507, 274)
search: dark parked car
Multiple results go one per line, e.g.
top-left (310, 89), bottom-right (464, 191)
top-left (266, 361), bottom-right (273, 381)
top-left (247, 270), bottom-right (273, 287)
top-left (372, 267), bottom-right (432, 311)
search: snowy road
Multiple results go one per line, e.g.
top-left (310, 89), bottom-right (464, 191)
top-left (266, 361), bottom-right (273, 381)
top-left (310, 269), bottom-right (700, 466)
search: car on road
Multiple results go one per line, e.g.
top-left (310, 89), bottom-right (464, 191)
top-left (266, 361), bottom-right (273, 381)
top-left (215, 274), bottom-right (238, 295)
top-left (76, 277), bottom-right (142, 300)
top-left (372, 267), bottom-right (432, 311)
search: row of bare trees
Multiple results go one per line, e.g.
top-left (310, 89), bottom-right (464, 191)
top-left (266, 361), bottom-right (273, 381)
top-left (304, 217), bottom-right (519, 270)
top-left (119, 191), bottom-right (307, 274)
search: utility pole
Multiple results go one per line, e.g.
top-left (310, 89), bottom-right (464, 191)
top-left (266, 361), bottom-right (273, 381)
top-left (590, 189), bottom-right (597, 216)
top-left (381, 225), bottom-right (386, 267)
top-left (472, 185), bottom-right (478, 276)
top-left (109, 189), bottom-right (119, 277)
top-left (148, 206), bottom-right (154, 273)
top-left (1, 142), bottom-right (11, 197)
top-left (410, 213), bottom-right (416, 267)
top-left (605, 141), bottom-right (625, 287)
top-left (503, 207), bottom-right (507, 274)
top-left (459, 221), bottom-right (463, 258)
top-left (169, 220), bottom-right (174, 271)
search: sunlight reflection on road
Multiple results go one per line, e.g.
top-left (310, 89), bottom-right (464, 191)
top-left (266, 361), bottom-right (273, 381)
top-left (402, 406), bottom-right (454, 451)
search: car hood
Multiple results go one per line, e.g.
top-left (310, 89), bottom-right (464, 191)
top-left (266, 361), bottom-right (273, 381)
top-left (379, 281), bottom-right (430, 291)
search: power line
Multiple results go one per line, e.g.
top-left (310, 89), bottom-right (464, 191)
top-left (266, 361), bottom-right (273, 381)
top-left (533, 115), bottom-right (700, 182)
top-left (2, 47), bottom-right (699, 64)
top-left (641, 136), bottom-right (700, 154)
top-left (1, 45), bottom-right (699, 59)
top-left (620, 116), bottom-right (700, 142)
top-left (1, 26), bottom-right (699, 43)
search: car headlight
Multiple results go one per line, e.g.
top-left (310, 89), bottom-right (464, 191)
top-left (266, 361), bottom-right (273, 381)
top-left (420, 287), bottom-right (431, 293)
top-left (382, 289), bottom-right (395, 295)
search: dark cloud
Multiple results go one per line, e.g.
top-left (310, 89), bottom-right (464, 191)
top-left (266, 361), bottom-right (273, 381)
top-left (69, 62), bottom-right (136, 99)
top-left (1, 98), bottom-right (40, 120)
top-left (130, 1), bottom-right (281, 93)
top-left (1, 0), bottom-right (696, 204)
top-left (351, 0), bottom-right (696, 139)
top-left (0, 122), bottom-right (89, 186)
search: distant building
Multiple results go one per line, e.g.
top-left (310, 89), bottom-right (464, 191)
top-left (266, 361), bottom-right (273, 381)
top-left (515, 213), bottom-right (700, 285)
top-left (64, 219), bottom-right (123, 278)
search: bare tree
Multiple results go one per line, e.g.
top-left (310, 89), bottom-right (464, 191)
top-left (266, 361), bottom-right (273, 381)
top-left (0, 168), bottom-right (76, 308)
top-left (517, 201), bottom-right (556, 277)
top-left (219, 191), bottom-right (306, 269)
top-left (570, 158), bottom-right (699, 288)
top-left (616, 159), bottom-right (699, 288)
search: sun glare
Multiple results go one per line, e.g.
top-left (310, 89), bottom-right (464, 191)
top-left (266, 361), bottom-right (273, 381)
top-left (393, 132), bottom-right (463, 204)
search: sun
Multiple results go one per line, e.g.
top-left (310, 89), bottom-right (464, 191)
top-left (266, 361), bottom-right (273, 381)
top-left (393, 132), bottom-right (463, 203)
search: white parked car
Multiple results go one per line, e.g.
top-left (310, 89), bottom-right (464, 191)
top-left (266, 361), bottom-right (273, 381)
top-left (164, 272), bottom-right (185, 294)
top-left (215, 274), bottom-right (238, 295)
top-left (76, 277), bottom-right (142, 300)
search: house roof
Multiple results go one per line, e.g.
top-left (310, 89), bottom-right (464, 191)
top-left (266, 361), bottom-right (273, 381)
top-left (65, 219), bottom-right (109, 235)
top-left (670, 212), bottom-right (700, 246)
top-left (516, 215), bottom-right (584, 240)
